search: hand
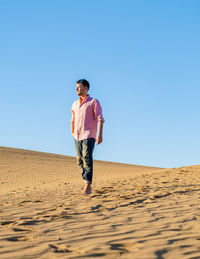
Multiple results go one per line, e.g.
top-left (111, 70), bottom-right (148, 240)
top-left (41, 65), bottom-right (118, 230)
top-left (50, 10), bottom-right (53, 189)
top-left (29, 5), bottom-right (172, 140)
top-left (96, 135), bottom-right (103, 145)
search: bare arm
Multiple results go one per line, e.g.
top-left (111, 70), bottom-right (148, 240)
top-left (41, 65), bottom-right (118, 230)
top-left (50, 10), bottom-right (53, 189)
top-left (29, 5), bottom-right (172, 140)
top-left (96, 120), bottom-right (103, 145)
top-left (71, 109), bottom-right (75, 136)
top-left (71, 120), bottom-right (75, 136)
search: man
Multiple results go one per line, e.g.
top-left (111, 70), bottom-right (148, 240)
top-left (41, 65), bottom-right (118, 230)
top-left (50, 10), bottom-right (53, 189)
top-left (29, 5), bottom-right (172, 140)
top-left (71, 79), bottom-right (104, 195)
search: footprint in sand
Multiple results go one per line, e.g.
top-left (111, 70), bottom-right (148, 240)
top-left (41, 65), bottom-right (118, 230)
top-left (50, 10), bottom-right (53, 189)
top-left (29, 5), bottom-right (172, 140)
top-left (91, 204), bottom-right (102, 211)
top-left (1, 220), bottom-right (16, 226)
top-left (119, 198), bottom-right (147, 207)
top-left (6, 235), bottom-right (33, 241)
top-left (49, 244), bottom-right (71, 253)
top-left (19, 216), bottom-right (33, 220)
top-left (49, 244), bottom-right (84, 254)
top-left (12, 227), bottom-right (33, 232)
top-left (108, 241), bottom-right (143, 254)
top-left (19, 219), bottom-right (48, 226)
top-left (19, 200), bottom-right (32, 204)
top-left (152, 193), bottom-right (171, 199)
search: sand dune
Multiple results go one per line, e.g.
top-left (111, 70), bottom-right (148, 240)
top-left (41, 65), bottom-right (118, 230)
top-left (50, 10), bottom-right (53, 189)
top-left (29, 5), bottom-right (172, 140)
top-left (0, 146), bottom-right (200, 259)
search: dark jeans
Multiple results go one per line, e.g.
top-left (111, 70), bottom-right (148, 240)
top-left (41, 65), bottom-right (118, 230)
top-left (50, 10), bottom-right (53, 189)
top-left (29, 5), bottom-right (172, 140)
top-left (74, 138), bottom-right (95, 184)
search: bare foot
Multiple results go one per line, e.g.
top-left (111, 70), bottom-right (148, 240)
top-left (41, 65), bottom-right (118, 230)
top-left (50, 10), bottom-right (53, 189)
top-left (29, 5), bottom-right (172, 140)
top-left (87, 186), bottom-right (92, 194)
top-left (82, 183), bottom-right (92, 195)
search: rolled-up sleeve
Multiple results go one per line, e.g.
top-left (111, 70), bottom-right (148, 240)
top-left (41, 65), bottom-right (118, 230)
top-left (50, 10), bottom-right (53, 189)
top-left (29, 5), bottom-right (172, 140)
top-left (93, 99), bottom-right (105, 122)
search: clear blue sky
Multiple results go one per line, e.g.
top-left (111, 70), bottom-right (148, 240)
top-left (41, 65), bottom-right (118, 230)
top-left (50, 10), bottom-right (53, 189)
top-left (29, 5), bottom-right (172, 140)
top-left (1, 0), bottom-right (199, 168)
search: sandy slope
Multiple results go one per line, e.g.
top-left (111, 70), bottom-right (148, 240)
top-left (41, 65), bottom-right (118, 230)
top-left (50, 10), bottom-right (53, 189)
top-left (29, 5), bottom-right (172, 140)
top-left (0, 146), bottom-right (200, 259)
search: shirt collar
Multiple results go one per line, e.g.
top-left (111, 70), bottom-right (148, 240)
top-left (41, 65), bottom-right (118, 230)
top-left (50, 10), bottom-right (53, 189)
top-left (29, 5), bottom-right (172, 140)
top-left (79, 94), bottom-right (90, 104)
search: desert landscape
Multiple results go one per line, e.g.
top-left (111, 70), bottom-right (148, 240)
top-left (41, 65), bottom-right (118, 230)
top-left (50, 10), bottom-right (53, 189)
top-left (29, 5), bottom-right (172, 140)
top-left (0, 146), bottom-right (200, 259)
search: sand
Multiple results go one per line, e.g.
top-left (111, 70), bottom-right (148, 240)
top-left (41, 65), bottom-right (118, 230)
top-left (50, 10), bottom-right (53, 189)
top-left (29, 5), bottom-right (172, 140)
top-left (0, 146), bottom-right (200, 259)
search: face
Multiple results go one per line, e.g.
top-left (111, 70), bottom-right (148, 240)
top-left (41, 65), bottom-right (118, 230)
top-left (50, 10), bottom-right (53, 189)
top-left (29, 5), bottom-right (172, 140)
top-left (76, 83), bottom-right (88, 96)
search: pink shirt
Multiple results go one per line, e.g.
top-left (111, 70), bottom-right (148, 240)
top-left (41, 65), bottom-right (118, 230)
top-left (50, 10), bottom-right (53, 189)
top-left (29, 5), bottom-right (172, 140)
top-left (71, 95), bottom-right (104, 141)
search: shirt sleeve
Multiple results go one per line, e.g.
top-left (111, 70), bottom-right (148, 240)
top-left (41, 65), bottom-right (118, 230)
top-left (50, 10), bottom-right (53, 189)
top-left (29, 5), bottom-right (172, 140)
top-left (93, 99), bottom-right (105, 122)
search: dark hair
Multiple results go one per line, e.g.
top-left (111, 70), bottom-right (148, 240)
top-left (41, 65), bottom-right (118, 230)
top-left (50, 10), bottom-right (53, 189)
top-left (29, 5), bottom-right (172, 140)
top-left (77, 79), bottom-right (90, 90)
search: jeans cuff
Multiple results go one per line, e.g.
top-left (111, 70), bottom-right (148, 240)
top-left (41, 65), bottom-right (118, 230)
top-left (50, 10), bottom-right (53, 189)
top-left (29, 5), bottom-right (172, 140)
top-left (84, 179), bottom-right (92, 184)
